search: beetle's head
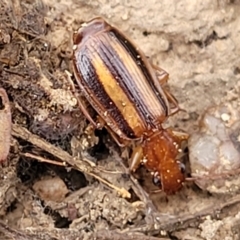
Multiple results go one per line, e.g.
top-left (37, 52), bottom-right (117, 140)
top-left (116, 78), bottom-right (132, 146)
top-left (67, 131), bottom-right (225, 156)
top-left (143, 129), bottom-right (187, 194)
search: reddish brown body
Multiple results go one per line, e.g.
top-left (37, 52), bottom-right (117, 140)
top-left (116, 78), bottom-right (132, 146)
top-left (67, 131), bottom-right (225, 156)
top-left (72, 17), bottom-right (188, 194)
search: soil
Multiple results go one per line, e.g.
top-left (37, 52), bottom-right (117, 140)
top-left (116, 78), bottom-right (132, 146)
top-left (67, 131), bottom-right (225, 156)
top-left (0, 0), bottom-right (240, 239)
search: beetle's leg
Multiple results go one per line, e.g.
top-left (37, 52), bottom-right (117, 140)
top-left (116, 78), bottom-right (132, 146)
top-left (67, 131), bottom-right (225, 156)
top-left (106, 128), bottom-right (127, 147)
top-left (152, 65), bottom-right (186, 115)
top-left (104, 125), bottom-right (130, 147)
top-left (152, 65), bottom-right (181, 115)
top-left (147, 57), bottom-right (169, 85)
top-left (162, 89), bottom-right (181, 116)
top-left (95, 115), bottom-right (130, 147)
top-left (129, 145), bottom-right (143, 172)
top-left (171, 129), bottom-right (189, 141)
top-left (152, 64), bottom-right (169, 85)
top-left (165, 90), bottom-right (187, 116)
top-left (97, 115), bottom-right (138, 147)
top-left (76, 97), bottom-right (102, 129)
top-left (156, 68), bottom-right (169, 85)
top-left (66, 71), bottom-right (102, 129)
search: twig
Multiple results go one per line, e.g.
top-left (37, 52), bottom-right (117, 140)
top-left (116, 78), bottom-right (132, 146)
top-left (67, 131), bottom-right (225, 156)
top-left (12, 124), bottom-right (84, 168)
top-left (22, 152), bottom-right (67, 166)
top-left (12, 124), bottom-right (130, 198)
top-left (0, 221), bottom-right (86, 240)
top-left (127, 193), bottom-right (240, 234)
top-left (94, 230), bottom-right (168, 240)
top-left (0, 220), bottom-right (32, 240)
top-left (191, 167), bottom-right (240, 181)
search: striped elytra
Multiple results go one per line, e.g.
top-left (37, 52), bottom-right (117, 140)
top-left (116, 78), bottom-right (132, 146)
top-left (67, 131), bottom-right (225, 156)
top-left (72, 17), bottom-right (188, 194)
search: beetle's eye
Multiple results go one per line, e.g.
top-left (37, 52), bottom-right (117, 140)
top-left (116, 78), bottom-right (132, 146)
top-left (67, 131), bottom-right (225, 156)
top-left (178, 162), bottom-right (185, 174)
top-left (152, 173), bottom-right (162, 188)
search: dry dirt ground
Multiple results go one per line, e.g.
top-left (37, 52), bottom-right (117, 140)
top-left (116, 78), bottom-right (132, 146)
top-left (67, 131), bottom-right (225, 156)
top-left (0, 0), bottom-right (240, 239)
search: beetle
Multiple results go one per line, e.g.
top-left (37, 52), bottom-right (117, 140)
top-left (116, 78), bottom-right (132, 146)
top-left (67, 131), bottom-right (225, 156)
top-left (72, 17), bottom-right (188, 194)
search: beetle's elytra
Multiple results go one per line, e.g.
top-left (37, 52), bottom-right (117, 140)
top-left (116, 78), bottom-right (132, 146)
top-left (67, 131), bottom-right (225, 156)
top-left (72, 17), bottom-right (188, 194)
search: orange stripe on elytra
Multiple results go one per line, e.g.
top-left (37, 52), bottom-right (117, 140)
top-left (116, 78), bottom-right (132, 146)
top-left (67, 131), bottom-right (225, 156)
top-left (91, 51), bottom-right (146, 137)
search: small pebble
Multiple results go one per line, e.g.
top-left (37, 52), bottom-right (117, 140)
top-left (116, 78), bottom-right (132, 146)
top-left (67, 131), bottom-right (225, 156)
top-left (189, 103), bottom-right (240, 194)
